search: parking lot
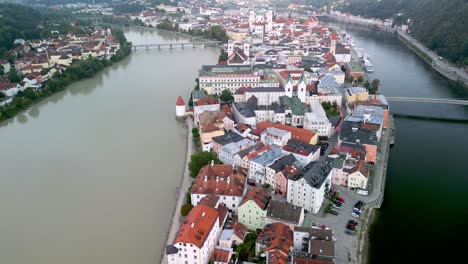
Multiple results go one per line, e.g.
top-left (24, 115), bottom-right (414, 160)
top-left (301, 185), bottom-right (370, 264)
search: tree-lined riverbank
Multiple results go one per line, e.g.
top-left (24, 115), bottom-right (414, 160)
top-left (0, 30), bottom-right (131, 123)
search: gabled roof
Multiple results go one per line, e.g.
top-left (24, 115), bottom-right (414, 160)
top-left (257, 223), bottom-right (293, 262)
top-left (257, 122), bottom-right (316, 144)
top-left (174, 205), bottom-right (218, 248)
top-left (239, 187), bottom-right (271, 209)
top-left (191, 164), bottom-right (246, 197)
top-left (267, 200), bottom-right (303, 224)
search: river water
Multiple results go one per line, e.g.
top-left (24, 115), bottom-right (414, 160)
top-left (335, 24), bottom-right (468, 263)
top-left (0, 28), bottom-right (218, 264)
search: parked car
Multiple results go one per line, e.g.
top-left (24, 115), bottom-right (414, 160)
top-left (329, 210), bottom-right (339, 215)
top-left (321, 225), bottom-right (327, 229)
top-left (353, 208), bottom-right (362, 213)
top-left (346, 224), bottom-right (355, 230)
top-left (337, 197), bottom-right (345, 203)
top-left (334, 201), bottom-right (342, 206)
top-left (351, 212), bottom-right (360, 218)
top-left (348, 220), bottom-right (358, 226)
top-left (345, 229), bottom-right (355, 236)
top-left (333, 204), bottom-right (342, 210)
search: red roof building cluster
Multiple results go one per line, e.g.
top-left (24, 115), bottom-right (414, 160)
top-left (191, 164), bottom-right (246, 198)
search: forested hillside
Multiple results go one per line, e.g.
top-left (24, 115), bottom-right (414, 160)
top-left (0, 4), bottom-right (42, 55)
top-left (328, 0), bottom-right (468, 66)
top-left (0, 3), bottom-right (84, 59)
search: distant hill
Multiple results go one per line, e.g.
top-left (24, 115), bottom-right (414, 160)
top-left (328, 0), bottom-right (468, 66)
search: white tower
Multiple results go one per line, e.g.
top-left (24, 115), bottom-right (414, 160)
top-left (330, 32), bottom-right (337, 55)
top-left (297, 73), bottom-right (307, 103)
top-left (176, 96), bottom-right (186, 118)
top-left (285, 74), bottom-right (294, 98)
top-left (243, 42), bottom-right (250, 57)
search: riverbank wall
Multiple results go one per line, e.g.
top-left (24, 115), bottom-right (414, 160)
top-left (354, 114), bottom-right (393, 264)
top-left (321, 15), bottom-right (468, 88)
top-left (160, 117), bottom-right (194, 264)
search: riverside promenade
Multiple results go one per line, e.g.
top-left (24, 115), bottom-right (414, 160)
top-left (160, 117), bottom-right (194, 264)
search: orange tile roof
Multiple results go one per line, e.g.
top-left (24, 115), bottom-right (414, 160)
top-left (210, 248), bottom-right (232, 263)
top-left (195, 97), bottom-right (219, 106)
top-left (232, 222), bottom-right (247, 241)
top-left (351, 160), bottom-right (371, 177)
top-left (257, 223), bottom-right (293, 261)
top-left (257, 122), bottom-right (316, 144)
top-left (198, 195), bottom-right (220, 208)
top-left (191, 164), bottom-right (246, 197)
top-left (174, 205), bottom-right (218, 248)
top-left (239, 187), bottom-right (271, 209)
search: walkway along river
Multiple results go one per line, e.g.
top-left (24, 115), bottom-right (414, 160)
top-left (0, 28), bottom-right (218, 264)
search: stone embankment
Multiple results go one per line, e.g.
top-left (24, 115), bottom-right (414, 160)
top-left (160, 117), bottom-right (194, 264)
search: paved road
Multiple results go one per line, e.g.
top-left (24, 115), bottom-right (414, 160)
top-left (398, 30), bottom-right (468, 86)
top-left (160, 117), bottom-right (195, 264)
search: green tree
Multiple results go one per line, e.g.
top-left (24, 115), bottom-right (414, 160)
top-left (363, 80), bottom-right (371, 89)
top-left (218, 48), bottom-right (228, 62)
top-left (188, 151), bottom-right (220, 177)
top-left (8, 69), bottom-right (20, 82)
top-left (0, 65), bottom-right (4, 75)
top-left (192, 127), bottom-right (199, 137)
top-left (181, 203), bottom-right (192, 216)
top-left (0, 91), bottom-right (5, 98)
top-left (219, 89), bottom-right (233, 102)
top-left (357, 76), bottom-right (364, 83)
top-left (348, 76), bottom-right (354, 83)
top-left (370, 79), bottom-right (380, 94)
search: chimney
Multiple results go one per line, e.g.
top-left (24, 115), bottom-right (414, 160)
top-left (190, 223), bottom-right (194, 228)
top-left (211, 160), bottom-right (214, 167)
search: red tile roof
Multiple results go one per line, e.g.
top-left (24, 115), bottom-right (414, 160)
top-left (232, 222), bottom-right (247, 241)
top-left (198, 195), bottom-right (220, 208)
top-left (174, 205), bottom-right (218, 248)
top-left (257, 223), bottom-right (293, 263)
top-left (257, 122), bottom-right (316, 144)
top-left (176, 96), bottom-right (185, 106)
top-left (195, 97), bottom-right (219, 106)
top-left (331, 32), bottom-right (338, 41)
top-left (210, 248), bottom-right (232, 263)
top-left (0, 82), bottom-right (17, 91)
top-left (239, 187), bottom-right (271, 209)
top-left (191, 164), bottom-right (246, 197)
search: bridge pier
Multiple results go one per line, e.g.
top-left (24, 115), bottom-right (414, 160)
top-left (158, 45), bottom-right (160, 50)
top-left (170, 44), bottom-right (173, 49)
top-left (146, 45), bottom-right (149, 50)
top-left (181, 44), bottom-right (184, 49)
